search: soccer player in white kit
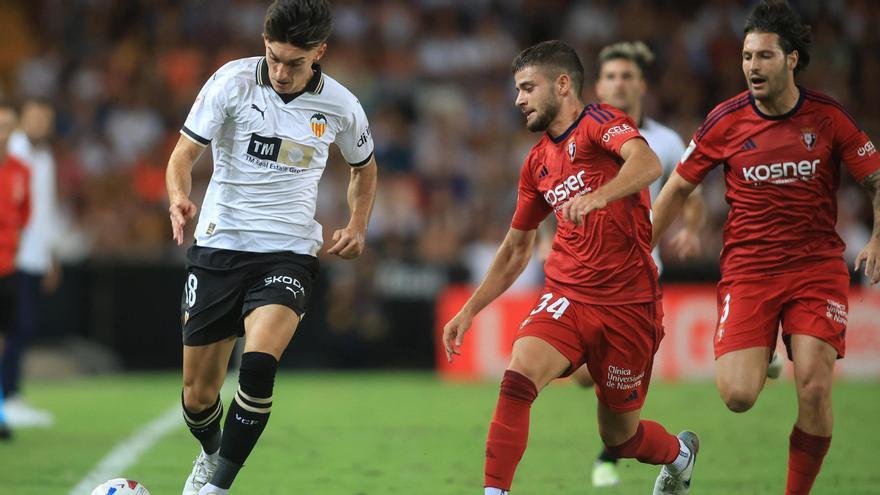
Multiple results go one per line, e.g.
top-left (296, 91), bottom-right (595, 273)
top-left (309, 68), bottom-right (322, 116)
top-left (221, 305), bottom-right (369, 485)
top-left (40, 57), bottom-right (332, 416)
top-left (165, 2), bottom-right (377, 494)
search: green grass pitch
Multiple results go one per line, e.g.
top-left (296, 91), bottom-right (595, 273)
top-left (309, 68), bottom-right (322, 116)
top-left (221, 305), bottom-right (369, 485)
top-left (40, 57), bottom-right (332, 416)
top-left (4, 373), bottom-right (879, 494)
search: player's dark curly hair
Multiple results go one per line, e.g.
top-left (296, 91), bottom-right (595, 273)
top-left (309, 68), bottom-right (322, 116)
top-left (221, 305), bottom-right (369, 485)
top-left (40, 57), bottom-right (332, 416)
top-left (264, 0), bottom-right (333, 49)
top-left (512, 40), bottom-right (584, 97)
top-left (744, 0), bottom-right (812, 74)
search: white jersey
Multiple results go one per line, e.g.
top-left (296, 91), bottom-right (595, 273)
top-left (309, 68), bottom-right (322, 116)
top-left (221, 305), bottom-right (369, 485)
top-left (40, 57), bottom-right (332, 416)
top-left (10, 131), bottom-right (60, 274)
top-left (639, 117), bottom-right (686, 273)
top-left (182, 56), bottom-right (374, 256)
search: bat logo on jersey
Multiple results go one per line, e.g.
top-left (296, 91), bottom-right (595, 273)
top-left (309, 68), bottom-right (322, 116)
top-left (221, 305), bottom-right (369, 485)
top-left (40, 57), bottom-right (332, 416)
top-left (741, 159), bottom-right (820, 184)
top-left (246, 133), bottom-right (316, 170)
top-left (543, 170), bottom-right (592, 209)
top-left (602, 123), bottom-right (635, 142)
top-left (567, 140), bottom-right (576, 162)
top-left (310, 113), bottom-right (327, 138)
top-left (858, 140), bottom-right (876, 157)
top-left (800, 128), bottom-right (817, 151)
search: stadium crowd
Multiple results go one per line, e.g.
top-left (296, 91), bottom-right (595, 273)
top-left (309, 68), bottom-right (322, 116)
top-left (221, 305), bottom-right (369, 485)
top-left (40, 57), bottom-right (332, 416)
top-left (0, 0), bottom-right (878, 349)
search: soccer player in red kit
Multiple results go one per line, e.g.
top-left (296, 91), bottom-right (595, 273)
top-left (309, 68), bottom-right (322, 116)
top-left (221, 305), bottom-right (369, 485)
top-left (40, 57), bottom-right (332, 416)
top-left (0, 100), bottom-right (29, 440)
top-left (442, 41), bottom-right (699, 495)
top-left (652, 2), bottom-right (880, 494)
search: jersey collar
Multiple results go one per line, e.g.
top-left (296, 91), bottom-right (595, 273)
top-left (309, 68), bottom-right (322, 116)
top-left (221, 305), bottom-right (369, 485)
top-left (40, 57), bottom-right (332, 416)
top-left (749, 85), bottom-right (805, 121)
top-left (547, 106), bottom-right (589, 144)
top-left (256, 57), bottom-right (325, 103)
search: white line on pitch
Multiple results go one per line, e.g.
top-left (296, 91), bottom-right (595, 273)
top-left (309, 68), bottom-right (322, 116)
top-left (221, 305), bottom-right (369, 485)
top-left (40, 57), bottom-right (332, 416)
top-left (69, 376), bottom-right (237, 494)
top-left (68, 403), bottom-right (181, 494)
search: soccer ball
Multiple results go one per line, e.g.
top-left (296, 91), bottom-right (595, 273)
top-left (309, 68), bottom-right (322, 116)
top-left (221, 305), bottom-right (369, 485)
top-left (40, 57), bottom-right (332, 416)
top-left (90, 478), bottom-right (151, 495)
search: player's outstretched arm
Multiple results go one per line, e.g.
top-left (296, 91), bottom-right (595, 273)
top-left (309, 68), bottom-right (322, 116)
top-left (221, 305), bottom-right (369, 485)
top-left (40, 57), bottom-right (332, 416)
top-left (166, 135), bottom-right (206, 245)
top-left (442, 227), bottom-right (537, 362)
top-left (327, 157), bottom-right (377, 260)
top-left (651, 170), bottom-right (699, 249)
top-left (855, 169), bottom-right (880, 284)
top-left (562, 138), bottom-right (661, 226)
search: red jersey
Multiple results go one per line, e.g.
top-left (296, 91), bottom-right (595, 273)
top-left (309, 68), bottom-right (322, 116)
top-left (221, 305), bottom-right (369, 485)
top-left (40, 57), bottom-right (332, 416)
top-left (511, 103), bottom-right (660, 305)
top-left (0, 155), bottom-right (30, 276)
top-left (677, 88), bottom-right (880, 280)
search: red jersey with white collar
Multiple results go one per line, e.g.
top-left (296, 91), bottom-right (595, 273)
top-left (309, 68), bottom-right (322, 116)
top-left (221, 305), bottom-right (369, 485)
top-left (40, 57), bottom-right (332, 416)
top-left (511, 103), bottom-right (659, 305)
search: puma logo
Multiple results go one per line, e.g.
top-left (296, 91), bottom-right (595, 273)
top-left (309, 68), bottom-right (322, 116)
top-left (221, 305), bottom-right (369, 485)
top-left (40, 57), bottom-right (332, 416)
top-left (251, 104), bottom-right (265, 119)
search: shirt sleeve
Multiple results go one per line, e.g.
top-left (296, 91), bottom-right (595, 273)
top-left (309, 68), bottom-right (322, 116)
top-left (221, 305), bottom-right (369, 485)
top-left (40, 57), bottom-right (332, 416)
top-left (511, 156), bottom-right (552, 231)
top-left (20, 166), bottom-right (31, 227)
top-left (181, 69), bottom-right (236, 146)
top-left (675, 113), bottom-right (727, 185)
top-left (584, 103), bottom-right (644, 158)
top-left (833, 110), bottom-right (880, 182)
top-left (335, 98), bottom-right (374, 167)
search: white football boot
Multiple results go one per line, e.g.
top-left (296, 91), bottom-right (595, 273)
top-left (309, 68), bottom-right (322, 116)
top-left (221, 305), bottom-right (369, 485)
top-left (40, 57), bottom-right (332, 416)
top-left (653, 430), bottom-right (699, 495)
top-left (182, 450), bottom-right (219, 495)
top-left (591, 460), bottom-right (621, 487)
top-left (766, 351), bottom-right (784, 379)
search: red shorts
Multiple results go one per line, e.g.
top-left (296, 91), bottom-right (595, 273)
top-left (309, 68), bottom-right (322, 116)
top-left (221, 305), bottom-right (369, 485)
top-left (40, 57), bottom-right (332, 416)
top-left (515, 291), bottom-right (664, 412)
top-left (714, 269), bottom-right (849, 359)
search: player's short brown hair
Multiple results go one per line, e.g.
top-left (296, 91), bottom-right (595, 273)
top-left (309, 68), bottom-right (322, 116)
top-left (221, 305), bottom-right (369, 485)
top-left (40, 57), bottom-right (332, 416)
top-left (512, 40), bottom-right (584, 97)
top-left (264, 0), bottom-right (333, 49)
top-left (597, 41), bottom-right (655, 78)
top-left (744, 0), bottom-right (812, 74)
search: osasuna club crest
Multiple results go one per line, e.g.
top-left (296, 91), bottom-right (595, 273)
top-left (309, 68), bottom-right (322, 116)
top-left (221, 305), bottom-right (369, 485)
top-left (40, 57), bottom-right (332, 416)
top-left (310, 113), bottom-right (327, 138)
top-left (567, 139), bottom-right (576, 162)
top-left (801, 128), bottom-right (817, 151)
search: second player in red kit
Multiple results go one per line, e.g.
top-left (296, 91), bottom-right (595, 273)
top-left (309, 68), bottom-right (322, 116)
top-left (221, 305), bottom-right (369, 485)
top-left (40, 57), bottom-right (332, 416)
top-left (652, 1), bottom-right (880, 494)
top-left (442, 41), bottom-right (699, 495)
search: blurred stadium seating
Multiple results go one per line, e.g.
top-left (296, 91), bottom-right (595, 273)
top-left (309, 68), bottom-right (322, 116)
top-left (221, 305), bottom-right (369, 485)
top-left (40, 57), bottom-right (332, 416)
top-left (1, 0), bottom-right (879, 370)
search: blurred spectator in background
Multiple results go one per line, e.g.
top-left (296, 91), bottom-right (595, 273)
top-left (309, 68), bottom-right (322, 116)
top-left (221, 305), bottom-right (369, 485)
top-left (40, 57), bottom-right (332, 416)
top-left (0, 100), bottom-right (29, 439)
top-left (4, 98), bottom-right (58, 428)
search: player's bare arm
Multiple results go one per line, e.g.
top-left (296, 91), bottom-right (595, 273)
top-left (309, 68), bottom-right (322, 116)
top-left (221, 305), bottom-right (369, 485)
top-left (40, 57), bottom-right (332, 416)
top-left (855, 169), bottom-right (880, 284)
top-left (668, 186), bottom-right (707, 259)
top-left (562, 137), bottom-right (661, 226)
top-left (650, 170), bottom-right (700, 249)
top-left (442, 227), bottom-right (537, 362)
top-left (166, 134), bottom-right (206, 245)
top-left (327, 157), bottom-right (377, 259)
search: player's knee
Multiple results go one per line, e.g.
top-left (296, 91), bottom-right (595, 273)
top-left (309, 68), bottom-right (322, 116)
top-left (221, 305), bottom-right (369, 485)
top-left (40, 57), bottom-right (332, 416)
top-left (182, 385), bottom-right (218, 412)
top-left (720, 386), bottom-right (758, 413)
top-left (796, 378), bottom-right (831, 410)
top-left (238, 351), bottom-right (279, 400)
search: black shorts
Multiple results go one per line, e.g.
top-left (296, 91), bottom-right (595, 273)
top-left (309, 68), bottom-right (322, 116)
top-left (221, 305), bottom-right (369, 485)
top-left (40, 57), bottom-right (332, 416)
top-left (181, 245), bottom-right (319, 346)
top-left (0, 274), bottom-right (15, 336)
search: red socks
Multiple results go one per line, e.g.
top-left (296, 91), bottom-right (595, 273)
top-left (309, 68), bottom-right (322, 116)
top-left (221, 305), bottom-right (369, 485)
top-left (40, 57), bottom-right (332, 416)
top-left (786, 426), bottom-right (831, 495)
top-left (484, 370), bottom-right (538, 490)
top-left (605, 420), bottom-right (680, 465)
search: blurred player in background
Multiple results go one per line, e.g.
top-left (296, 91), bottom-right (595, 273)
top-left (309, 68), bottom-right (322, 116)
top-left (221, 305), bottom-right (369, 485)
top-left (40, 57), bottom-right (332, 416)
top-left (443, 41), bottom-right (699, 495)
top-left (4, 98), bottom-right (59, 429)
top-left (166, 1), bottom-right (377, 494)
top-left (0, 100), bottom-right (30, 441)
top-left (652, 1), bottom-right (880, 493)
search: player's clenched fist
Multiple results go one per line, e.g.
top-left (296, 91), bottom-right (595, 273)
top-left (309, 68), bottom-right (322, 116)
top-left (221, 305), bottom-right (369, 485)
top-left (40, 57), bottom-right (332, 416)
top-left (327, 226), bottom-right (365, 259)
top-left (442, 312), bottom-right (474, 362)
top-left (169, 196), bottom-right (198, 246)
top-left (561, 193), bottom-right (607, 226)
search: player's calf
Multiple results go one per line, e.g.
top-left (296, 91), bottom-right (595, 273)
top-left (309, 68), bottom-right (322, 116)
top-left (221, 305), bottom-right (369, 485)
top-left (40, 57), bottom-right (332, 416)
top-left (210, 351), bottom-right (278, 491)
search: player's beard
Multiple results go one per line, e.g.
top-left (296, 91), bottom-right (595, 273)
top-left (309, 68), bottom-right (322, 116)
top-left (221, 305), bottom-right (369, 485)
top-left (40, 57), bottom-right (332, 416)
top-left (527, 94), bottom-right (561, 132)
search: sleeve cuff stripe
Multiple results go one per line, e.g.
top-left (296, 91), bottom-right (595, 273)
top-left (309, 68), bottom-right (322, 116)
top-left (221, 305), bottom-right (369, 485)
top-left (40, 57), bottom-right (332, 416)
top-left (181, 126), bottom-right (210, 146)
top-left (348, 151), bottom-right (374, 168)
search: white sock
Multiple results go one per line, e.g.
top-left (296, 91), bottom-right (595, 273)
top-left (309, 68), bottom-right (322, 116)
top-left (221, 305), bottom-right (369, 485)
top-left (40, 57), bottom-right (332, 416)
top-left (485, 488), bottom-right (509, 495)
top-left (198, 483), bottom-right (228, 495)
top-left (668, 438), bottom-right (691, 473)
